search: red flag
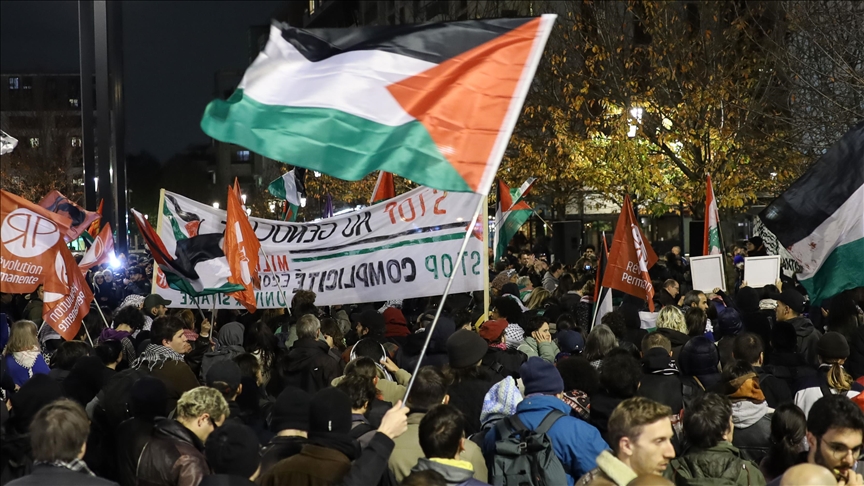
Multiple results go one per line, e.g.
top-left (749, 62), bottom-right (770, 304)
top-left (79, 223), bottom-right (114, 273)
top-left (0, 190), bottom-right (72, 294)
top-left (38, 190), bottom-right (99, 242)
top-left (42, 242), bottom-right (93, 341)
top-left (370, 171), bottom-right (396, 205)
top-left (225, 184), bottom-right (261, 312)
top-left (87, 199), bottom-right (104, 237)
top-left (601, 195), bottom-right (659, 311)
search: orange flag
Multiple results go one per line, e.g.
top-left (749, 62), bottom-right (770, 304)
top-left (38, 190), bottom-right (99, 242)
top-left (0, 190), bottom-right (72, 294)
top-left (601, 195), bottom-right (659, 311)
top-left (79, 222), bottom-right (114, 273)
top-left (370, 171), bottom-right (396, 205)
top-left (225, 183), bottom-right (261, 312)
top-left (87, 199), bottom-right (104, 237)
top-left (43, 242), bottom-right (94, 341)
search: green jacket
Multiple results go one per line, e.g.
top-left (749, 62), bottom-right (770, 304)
top-left (663, 441), bottom-right (766, 486)
top-left (517, 337), bottom-right (559, 363)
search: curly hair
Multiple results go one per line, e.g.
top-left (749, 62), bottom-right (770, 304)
top-left (176, 386), bottom-right (230, 422)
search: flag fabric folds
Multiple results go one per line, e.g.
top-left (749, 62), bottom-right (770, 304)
top-left (268, 168), bottom-right (305, 222)
top-left (759, 120), bottom-right (864, 304)
top-left (201, 16), bottom-right (556, 195)
top-left (0, 130), bottom-right (18, 155)
top-left (493, 179), bottom-right (533, 261)
top-left (43, 243), bottom-right (93, 341)
top-left (87, 199), bottom-right (104, 238)
top-left (593, 233), bottom-right (613, 329)
top-left (225, 183), bottom-right (261, 312)
top-left (601, 195), bottom-right (659, 311)
top-left (38, 190), bottom-right (100, 242)
top-left (79, 223), bottom-right (114, 273)
top-left (370, 171), bottom-right (396, 205)
top-left (704, 175), bottom-right (721, 256)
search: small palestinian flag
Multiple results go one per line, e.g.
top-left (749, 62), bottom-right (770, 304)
top-left (201, 16), bottom-right (556, 195)
top-left (493, 179), bottom-right (533, 261)
top-left (759, 121), bottom-right (864, 304)
top-left (268, 168), bottom-right (305, 222)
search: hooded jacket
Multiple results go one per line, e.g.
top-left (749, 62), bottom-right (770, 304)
top-left (730, 400), bottom-right (772, 464)
top-left (282, 337), bottom-right (341, 394)
top-left (638, 348), bottom-right (683, 414)
top-left (136, 419), bottom-right (210, 486)
top-left (483, 395), bottom-right (608, 485)
top-left (785, 316), bottom-right (821, 367)
top-left (411, 458), bottom-right (489, 486)
top-left (200, 322), bottom-right (246, 380)
top-left (663, 441), bottom-right (766, 486)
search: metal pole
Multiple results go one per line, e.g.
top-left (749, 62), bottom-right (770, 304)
top-left (402, 196), bottom-right (485, 404)
top-left (78, 0), bottom-right (97, 210)
top-left (94, 303), bottom-right (110, 330)
top-left (94, 1), bottom-right (115, 249)
top-left (108, 0), bottom-right (128, 253)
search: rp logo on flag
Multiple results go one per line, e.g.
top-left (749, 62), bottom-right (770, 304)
top-left (1, 208), bottom-right (61, 258)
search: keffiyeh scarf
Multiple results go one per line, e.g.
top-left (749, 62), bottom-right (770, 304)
top-left (131, 344), bottom-right (185, 371)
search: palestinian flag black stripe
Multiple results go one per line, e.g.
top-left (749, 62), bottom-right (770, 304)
top-left (280, 17), bottom-right (535, 64)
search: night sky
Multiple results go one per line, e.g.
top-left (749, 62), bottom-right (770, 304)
top-left (1, 0), bottom-right (283, 161)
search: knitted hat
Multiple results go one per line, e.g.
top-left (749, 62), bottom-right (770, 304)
top-left (556, 330), bottom-right (584, 354)
top-left (521, 357), bottom-right (565, 396)
top-left (818, 332), bottom-right (850, 360)
top-left (480, 376), bottom-right (524, 428)
top-left (205, 422), bottom-right (261, 478)
top-left (446, 329), bottom-right (488, 368)
top-left (777, 288), bottom-right (807, 314)
top-left (206, 360), bottom-right (242, 391)
top-left (309, 387), bottom-right (352, 437)
top-left (678, 336), bottom-right (720, 377)
top-left (504, 324), bottom-right (525, 349)
top-left (478, 319), bottom-right (508, 343)
top-left (130, 376), bottom-right (168, 418)
top-left (270, 386), bottom-right (312, 432)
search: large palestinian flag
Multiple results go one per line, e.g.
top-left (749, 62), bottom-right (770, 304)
top-left (201, 16), bottom-right (556, 195)
top-left (759, 121), bottom-right (864, 304)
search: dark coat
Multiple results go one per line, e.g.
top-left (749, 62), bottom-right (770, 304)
top-left (663, 441), bottom-right (766, 486)
top-left (198, 475), bottom-right (255, 486)
top-left (763, 352), bottom-right (817, 393)
top-left (140, 360), bottom-right (200, 415)
top-left (482, 347), bottom-right (527, 381)
top-left (281, 338), bottom-right (342, 394)
top-left (258, 444), bottom-right (352, 486)
top-left (846, 325), bottom-right (864, 379)
top-left (259, 436), bottom-right (307, 476)
top-left (639, 349), bottom-right (683, 415)
top-left (136, 419), bottom-right (210, 486)
top-left (786, 316), bottom-right (821, 368)
top-left (654, 289), bottom-right (678, 309)
top-left (447, 374), bottom-right (497, 436)
top-left (732, 411), bottom-right (773, 465)
top-left (5, 464), bottom-right (118, 486)
top-left (115, 416), bottom-right (157, 486)
top-left (656, 328), bottom-right (690, 360)
top-left (753, 366), bottom-right (793, 408)
top-left (589, 392), bottom-right (625, 447)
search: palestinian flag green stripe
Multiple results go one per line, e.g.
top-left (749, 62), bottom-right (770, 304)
top-left (292, 232), bottom-right (464, 263)
top-left (166, 273), bottom-right (245, 297)
top-left (798, 237), bottom-right (864, 304)
top-left (202, 89), bottom-right (471, 192)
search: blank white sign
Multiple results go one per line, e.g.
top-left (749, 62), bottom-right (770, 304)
top-left (691, 254), bottom-right (727, 293)
top-left (744, 255), bottom-right (781, 288)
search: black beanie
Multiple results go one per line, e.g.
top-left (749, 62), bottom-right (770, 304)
top-left (270, 386), bottom-right (312, 433)
top-left (204, 422), bottom-right (261, 478)
top-left (446, 329), bottom-right (488, 368)
top-left (309, 387), bottom-right (352, 437)
top-left (818, 332), bottom-right (850, 360)
top-left (131, 376), bottom-right (168, 418)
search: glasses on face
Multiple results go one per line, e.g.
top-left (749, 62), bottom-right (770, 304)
top-left (206, 416), bottom-right (218, 429)
top-left (820, 438), bottom-right (864, 461)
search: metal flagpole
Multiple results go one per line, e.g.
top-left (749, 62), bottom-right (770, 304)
top-left (82, 322), bottom-right (95, 347)
top-left (259, 247), bottom-right (292, 316)
top-left (402, 196), bottom-right (485, 404)
top-left (193, 299), bottom-right (208, 322)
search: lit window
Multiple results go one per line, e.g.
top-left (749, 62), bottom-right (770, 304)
top-left (71, 137), bottom-right (82, 147)
top-left (29, 138), bottom-right (40, 148)
top-left (309, 0), bottom-right (316, 14)
top-left (236, 150), bottom-right (250, 161)
top-left (69, 98), bottom-right (80, 108)
top-left (8, 77), bottom-right (19, 90)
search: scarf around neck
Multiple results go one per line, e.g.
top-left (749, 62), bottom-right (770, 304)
top-left (13, 348), bottom-right (40, 377)
top-left (132, 344), bottom-right (184, 371)
top-left (35, 458), bottom-right (95, 476)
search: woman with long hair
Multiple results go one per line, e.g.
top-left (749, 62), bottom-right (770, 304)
top-left (244, 319), bottom-right (280, 386)
top-left (3, 320), bottom-right (50, 386)
top-left (759, 404), bottom-right (807, 481)
top-left (524, 288), bottom-right (550, 311)
top-left (794, 332), bottom-right (859, 417)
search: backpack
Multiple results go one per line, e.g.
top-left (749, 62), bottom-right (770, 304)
top-left (96, 368), bottom-right (148, 429)
top-left (490, 410), bottom-right (568, 486)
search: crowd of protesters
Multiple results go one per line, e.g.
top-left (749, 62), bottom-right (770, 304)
top-left (1, 235), bottom-right (864, 486)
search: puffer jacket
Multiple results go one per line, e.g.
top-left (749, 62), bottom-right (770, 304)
top-left (517, 337), bottom-right (559, 363)
top-left (663, 441), bottom-right (766, 486)
top-left (136, 419), bottom-right (210, 486)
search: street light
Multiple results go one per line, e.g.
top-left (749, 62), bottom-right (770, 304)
top-left (300, 196), bottom-right (307, 207)
top-left (212, 202), bottom-right (220, 209)
top-left (241, 194), bottom-right (247, 204)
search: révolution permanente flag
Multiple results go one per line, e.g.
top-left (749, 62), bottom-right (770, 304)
top-left (225, 183), bottom-right (261, 312)
top-left (601, 195), bottom-right (659, 311)
top-left (87, 199), bottom-right (104, 238)
top-left (201, 16), bottom-right (556, 195)
top-left (38, 190), bottom-right (100, 242)
top-left (759, 121), bottom-right (864, 304)
top-left (79, 223), bottom-right (114, 273)
top-left (704, 175), bottom-right (721, 256)
top-left (43, 242), bottom-right (93, 341)
top-left (370, 171), bottom-right (396, 205)
top-left (593, 233), bottom-right (612, 329)
top-left (493, 179), bottom-right (533, 261)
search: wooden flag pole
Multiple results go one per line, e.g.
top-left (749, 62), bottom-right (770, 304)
top-left (403, 196), bottom-right (485, 405)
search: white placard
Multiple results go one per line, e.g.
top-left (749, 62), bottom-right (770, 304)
top-left (743, 255), bottom-right (781, 288)
top-left (690, 254), bottom-right (726, 293)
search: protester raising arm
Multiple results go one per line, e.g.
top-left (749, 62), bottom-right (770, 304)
top-left (337, 401), bottom-right (409, 486)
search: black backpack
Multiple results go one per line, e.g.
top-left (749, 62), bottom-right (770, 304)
top-left (96, 368), bottom-right (148, 429)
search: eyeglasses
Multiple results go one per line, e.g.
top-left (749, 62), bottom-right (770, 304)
top-left (206, 416), bottom-right (218, 429)
top-left (820, 438), bottom-right (864, 461)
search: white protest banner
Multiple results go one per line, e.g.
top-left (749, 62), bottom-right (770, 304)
top-left (154, 186), bottom-right (485, 308)
top-left (743, 255), bottom-right (781, 288)
top-left (690, 254), bottom-right (726, 293)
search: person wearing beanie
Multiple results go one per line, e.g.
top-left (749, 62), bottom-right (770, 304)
top-left (678, 336), bottom-right (722, 410)
top-left (793, 332), bottom-right (863, 417)
top-left (556, 329), bottom-right (585, 360)
top-left (201, 423), bottom-right (261, 485)
top-left (259, 386), bottom-right (311, 475)
top-left (478, 320), bottom-right (527, 381)
top-left (482, 357), bottom-right (609, 484)
top-left (205, 360), bottom-right (245, 429)
top-left (774, 286), bottom-right (821, 367)
top-left (446, 330), bottom-right (499, 436)
top-left (115, 377), bottom-right (168, 486)
top-left (260, 387), bottom-right (410, 486)
top-left (383, 307), bottom-right (410, 347)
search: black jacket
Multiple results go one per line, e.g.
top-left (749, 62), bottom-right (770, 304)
top-left (753, 366), bottom-right (792, 408)
top-left (786, 316), bottom-right (821, 367)
top-left (482, 347), bottom-right (527, 381)
top-left (199, 475), bottom-right (255, 486)
top-left (589, 392), bottom-right (626, 447)
top-left (639, 348), bottom-right (683, 414)
top-left (764, 351), bottom-right (817, 393)
top-left (656, 328), bottom-right (690, 360)
top-left (654, 289), bottom-right (678, 309)
top-left (281, 338), bottom-right (342, 394)
top-left (260, 436), bottom-right (307, 475)
top-left (136, 419), bottom-right (210, 486)
top-left (732, 410), bottom-right (773, 465)
top-left (5, 464), bottom-right (118, 486)
top-left (846, 325), bottom-right (864, 379)
top-left (447, 374), bottom-right (497, 436)
top-left (115, 416), bottom-right (158, 486)
top-left (336, 432), bottom-right (396, 486)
